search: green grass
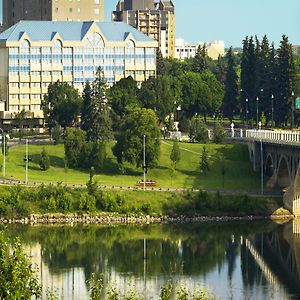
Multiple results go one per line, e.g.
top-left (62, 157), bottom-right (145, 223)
top-left (3, 141), bottom-right (260, 191)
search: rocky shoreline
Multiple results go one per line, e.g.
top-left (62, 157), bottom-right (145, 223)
top-left (0, 213), bottom-right (284, 225)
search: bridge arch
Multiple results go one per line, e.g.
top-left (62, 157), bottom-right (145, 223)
top-left (277, 156), bottom-right (292, 190)
top-left (265, 154), bottom-right (274, 177)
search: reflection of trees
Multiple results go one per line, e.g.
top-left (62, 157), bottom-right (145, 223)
top-left (4, 221), bottom-right (273, 284)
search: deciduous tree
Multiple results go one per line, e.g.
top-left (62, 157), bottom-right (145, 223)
top-left (113, 107), bottom-right (160, 168)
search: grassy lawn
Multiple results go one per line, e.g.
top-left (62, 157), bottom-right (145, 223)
top-left (3, 141), bottom-right (260, 191)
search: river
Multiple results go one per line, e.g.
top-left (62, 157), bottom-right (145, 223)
top-left (3, 220), bottom-right (300, 299)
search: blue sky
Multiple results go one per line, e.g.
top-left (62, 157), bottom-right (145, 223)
top-left (1, 0), bottom-right (299, 47)
top-left (105, 0), bottom-right (300, 47)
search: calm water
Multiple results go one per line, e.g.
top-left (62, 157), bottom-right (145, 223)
top-left (4, 221), bottom-right (300, 299)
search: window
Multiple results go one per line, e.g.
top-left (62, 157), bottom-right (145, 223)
top-left (95, 0), bottom-right (100, 3)
top-left (94, 8), bottom-right (100, 15)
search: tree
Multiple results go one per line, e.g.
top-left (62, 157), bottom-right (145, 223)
top-left (139, 76), bottom-right (181, 124)
top-left (39, 148), bottom-right (50, 171)
top-left (200, 146), bottom-right (210, 173)
top-left (14, 109), bottom-right (27, 140)
top-left (42, 81), bottom-right (82, 130)
top-left (240, 36), bottom-right (258, 120)
top-left (223, 47), bottom-right (239, 121)
top-left (64, 128), bottom-right (89, 168)
top-left (193, 44), bottom-right (207, 73)
top-left (170, 140), bottom-right (181, 170)
top-left (81, 81), bottom-right (93, 133)
top-left (189, 115), bottom-right (209, 143)
top-left (109, 76), bottom-right (139, 117)
top-left (213, 123), bottom-right (226, 144)
top-left (113, 107), bottom-right (161, 168)
top-left (85, 67), bottom-right (112, 142)
top-left (275, 35), bottom-right (298, 126)
top-left (156, 48), bottom-right (166, 76)
top-left (0, 232), bottom-right (41, 298)
top-left (180, 71), bottom-right (223, 121)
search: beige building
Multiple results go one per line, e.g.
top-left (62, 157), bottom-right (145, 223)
top-left (112, 0), bottom-right (175, 58)
top-left (2, 0), bottom-right (105, 31)
top-left (0, 21), bottom-right (157, 129)
top-left (175, 38), bottom-right (225, 61)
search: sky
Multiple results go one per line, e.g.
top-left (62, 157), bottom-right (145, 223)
top-left (1, 0), bottom-right (299, 47)
top-left (105, 0), bottom-right (300, 47)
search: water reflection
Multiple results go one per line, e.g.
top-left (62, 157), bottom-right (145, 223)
top-left (3, 221), bottom-right (300, 299)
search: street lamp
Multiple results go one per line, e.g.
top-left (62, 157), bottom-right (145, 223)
top-left (0, 128), bottom-right (6, 178)
top-left (292, 91), bottom-right (295, 129)
top-left (271, 94), bottom-right (274, 128)
top-left (245, 98), bottom-right (249, 126)
top-left (256, 96), bottom-right (259, 129)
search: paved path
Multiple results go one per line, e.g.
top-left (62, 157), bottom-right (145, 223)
top-left (0, 178), bottom-right (282, 198)
top-left (162, 140), bottom-right (201, 155)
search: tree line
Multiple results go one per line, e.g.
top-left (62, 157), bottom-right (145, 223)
top-left (41, 34), bottom-right (299, 172)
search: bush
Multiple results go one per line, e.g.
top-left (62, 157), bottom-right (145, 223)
top-left (0, 232), bottom-right (41, 298)
top-left (189, 116), bottom-right (209, 143)
top-left (39, 147), bottom-right (50, 171)
top-left (213, 123), bottom-right (226, 144)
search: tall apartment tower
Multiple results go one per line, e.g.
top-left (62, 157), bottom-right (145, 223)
top-left (2, 0), bottom-right (104, 31)
top-left (112, 0), bottom-right (175, 58)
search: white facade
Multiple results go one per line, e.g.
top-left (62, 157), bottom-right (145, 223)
top-left (175, 38), bottom-right (225, 60)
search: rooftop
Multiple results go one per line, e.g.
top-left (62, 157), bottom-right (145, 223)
top-left (0, 21), bottom-right (155, 43)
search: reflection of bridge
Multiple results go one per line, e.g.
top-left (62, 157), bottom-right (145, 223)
top-left (244, 221), bottom-right (300, 298)
top-left (236, 129), bottom-right (300, 216)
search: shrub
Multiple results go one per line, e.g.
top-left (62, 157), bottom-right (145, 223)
top-left (213, 123), bottom-right (226, 144)
top-left (39, 147), bottom-right (50, 171)
top-left (189, 116), bottom-right (209, 143)
top-left (0, 232), bottom-right (41, 298)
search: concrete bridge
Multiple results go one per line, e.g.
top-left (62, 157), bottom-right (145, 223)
top-left (233, 129), bottom-right (300, 216)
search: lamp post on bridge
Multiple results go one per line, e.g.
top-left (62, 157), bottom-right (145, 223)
top-left (271, 94), bottom-right (274, 128)
top-left (245, 98), bottom-right (249, 127)
top-left (240, 88), bottom-right (263, 129)
top-left (292, 91), bottom-right (295, 129)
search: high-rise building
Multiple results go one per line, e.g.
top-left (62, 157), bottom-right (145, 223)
top-left (2, 0), bottom-right (105, 31)
top-left (112, 0), bottom-right (175, 58)
top-left (0, 21), bottom-right (157, 128)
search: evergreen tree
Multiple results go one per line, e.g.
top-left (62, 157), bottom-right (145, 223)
top-left (156, 48), bottom-right (166, 76)
top-left (39, 148), bottom-right (50, 171)
top-left (276, 35), bottom-right (298, 125)
top-left (240, 36), bottom-right (258, 120)
top-left (223, 47), bottom-right (239, 121)
top-left (88, 67), bottom-right (112, 142)
top-left (215, 55), bottom-right (227, 84)
top-left (170, 140), bottom-right (181, 170)
top-left (81, 81), bottom-right (93, 133)
top-left (192, 44), bottom-right (207, 73)
top-left (200, 146), bottom-right (210, 173)
top-left (268, 43), bottom-right (278, 126)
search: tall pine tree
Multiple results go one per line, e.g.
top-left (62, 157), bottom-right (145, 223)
top-left (223, 47), bottom-right (239, 121)
top-left (240, 36), bottom-right (258, 120)
top-left (276, 35), bottom-right (297, 126)
top-left (85, 67), bottom-right (112, 142)
top-left (81, 81), bottom-right (93, 133)
top-left (192, 44), bottom-right (207, 73)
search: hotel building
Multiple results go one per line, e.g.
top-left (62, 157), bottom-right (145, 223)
top-left (112, 0), bottom-right (175, 58)
top-left (0, 21), bottom-right (157, 128)
top-left (2, 0), bottom-right (105, 31)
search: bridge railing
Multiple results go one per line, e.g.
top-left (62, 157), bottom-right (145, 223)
top-left (245, 129), bottom-right (300, 144)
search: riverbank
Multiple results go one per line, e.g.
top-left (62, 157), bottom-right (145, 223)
top-left (0, 213), bottom-right (272, 225)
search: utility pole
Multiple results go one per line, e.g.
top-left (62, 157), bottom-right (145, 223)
top-left (25, 139), bottom-right (28, 184)
top-left (143, 135), bottom-right (146, 191)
